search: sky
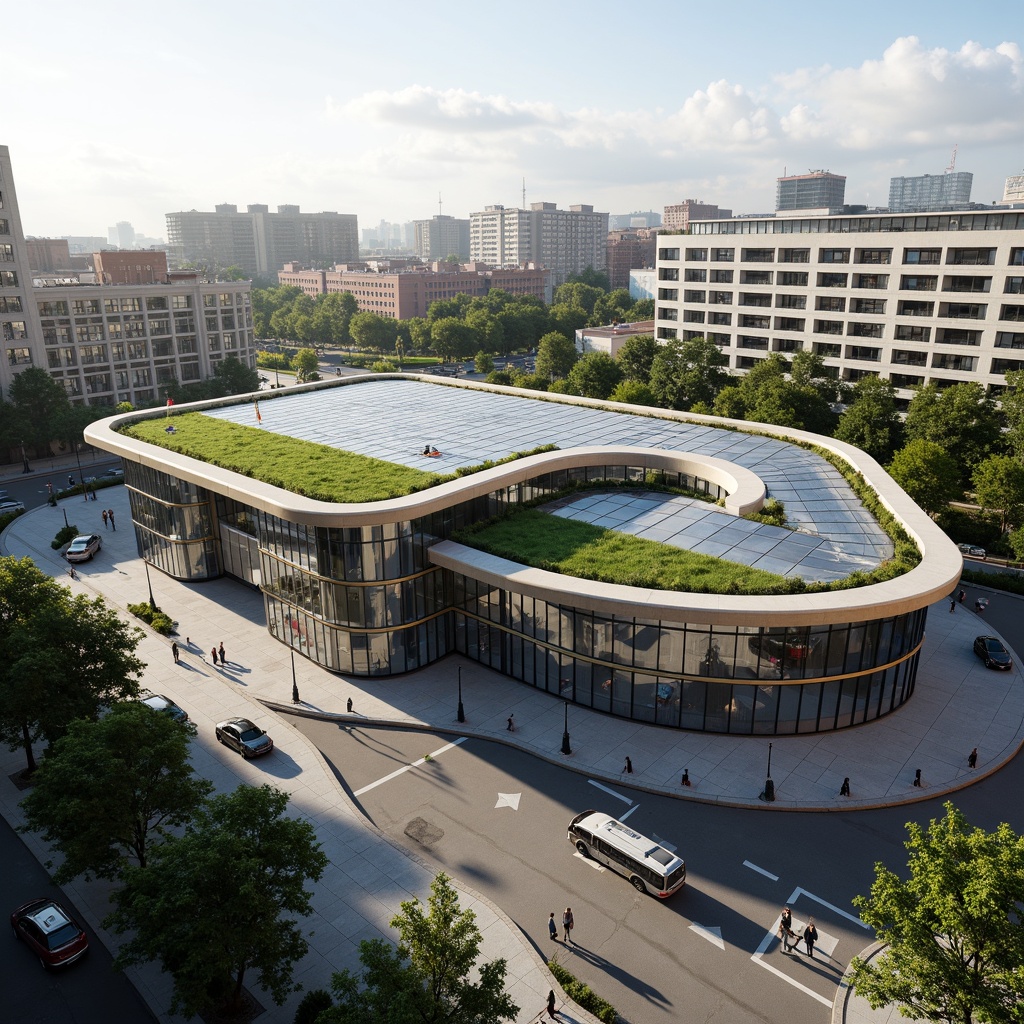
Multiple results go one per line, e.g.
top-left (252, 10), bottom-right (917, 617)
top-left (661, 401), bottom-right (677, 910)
top-left (5, 0), bottom-right (1024, 240)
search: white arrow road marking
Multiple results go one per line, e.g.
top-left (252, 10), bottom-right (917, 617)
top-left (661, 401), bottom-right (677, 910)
top-left (495, 792), bottom-right (521, 810)
top-left (744, 860), bottom-right (779, 881)
top-left (689, 923), bottom-right (724, 949)
top-left (588, 779), bottom-right (633, 805)
top-left (619, 803), bottom-right (640, 822)
top-left (353, 737), bottom-right (467, 796)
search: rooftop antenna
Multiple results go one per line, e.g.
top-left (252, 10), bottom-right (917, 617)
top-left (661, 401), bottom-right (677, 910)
top-left (522, 177), bottom-right (526, 208)
top-left (946, 144), bottom-right (958, 174)
top-left (438, 191), bottom-right (442, 216)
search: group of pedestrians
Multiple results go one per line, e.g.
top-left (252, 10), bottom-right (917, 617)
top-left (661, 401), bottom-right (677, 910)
top-left (547, 907), bottom-right (574, 944)
top-left (171, 638), bottom-right (228, 667)
top-left (778, 906), bottom-right (818, 957)
top-left (100, 508), bottom-right (116, 530)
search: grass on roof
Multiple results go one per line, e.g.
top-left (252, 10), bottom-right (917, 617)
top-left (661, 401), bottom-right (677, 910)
top-left (455, 506), bottom-right (801, 595)
top-left (122, 413), bottom-right (442, 503)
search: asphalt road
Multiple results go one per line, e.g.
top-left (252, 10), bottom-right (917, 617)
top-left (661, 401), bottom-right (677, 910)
top-left (0, 817), bottom-right (155, 1024)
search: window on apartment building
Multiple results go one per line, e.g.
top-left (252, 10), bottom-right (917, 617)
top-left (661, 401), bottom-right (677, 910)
top-left (996, 332), bottom-right (1024, 349)
top-left (814, 320), bottom-right (844, 335)
top-left (658, 288), bottom-right (678, 300)
top-left (779, 249), bottom-right (810, 263)
top-left (775, 317), bottom-right (805, 331)
top-left (1001, 305), bottom-right (1024, 322)
top-left (710, 292), bottom-right (733, 305)
top-left (903, 248), bottom-right (941, 264)
top-left (846, 346), bottom-right (881, 361)
top-left (738, 336), bottom-right (769, 350)
top-left (710, 269), bottom-right (734, 283)
top-left (992, 357), bottom-right (1024, 373)
top-left (895, 324), bottom-right (931, 342)
top-left (72, 299), bottom-right (100, 315)
top-left (659, 308), bottom-right (679, 321)
top-left (43, 325), bottom-right (71, 345)
top-left (1005, 277), bottom-right (1024, 294)
top-left (940, 303), bottom-right (986, 319)
top-left (171, 295), bottom-right (192, 309)
top-left (0, 244), bottom-right (14, 261)
top-left (945, 275), bottom-right (991, 293)
top-left (736, 356), bottom-right (765, 369)
top-left (932, 353), bottom-right (977, 371)
top-left (59, 378), bottom-right (81, 398)
top-left (820, 248), bottom-right (850, 263)
top-left (203, 294), bottom-right (217, 307)
top-left (6, 347), bottom-right (32, 365)
top-left (948, 248), bottom-right (996, 266)
top-left (35, 299), bottom-right (64, 316)
top-left (774, 338), bottom-right (803, 353)
top-left (739, 293), bottom-right (771, 307)
top-left (684, 290), bottom-right (706, 303)
top-left (890, 373), bottom-right (925, 388)
top-left (710, 313), bottom-right (732, 326)
top-left (816, 296), bottom-right (845, 312)
top-left (855, 249), bottom-right (892, 264)
top-left (893, 350), bottom-right (928, 366)
top-left (152, 339), bottom-right (173, 358)
top-left (778, 272), bottom-right (808, 287)
top-left (46, 349), bottom-right (62, 369)
top-left (149, 318), bottom-right (170, 335)
top-left (208, 334), bottom-right (220, 351)
top-left (900, 275), bottom-right (937, 291)
top-left (711, 248), bottom-right (734, 261)
top-left (0, 219), bottom-right (8, 234)
top-left (684, 269), bottom-right (707, 282)
top-left (659, 268), bottom-right (679, 281)
top-left (127, 342), bottom-right (148, 360)
top-left (131, 368), bottom-right (152, 387)
top-left (85, 373), bottom-right (111, 395)
top-left (853, 274), bottom-right (888, 289)
top-left (814, 343), bottom-right (842, 357)
top-left (656, 327), bottom-right (678, 339)
top-left (742, 248), bottom-right (774, 263)
top-left (0, 271), bottom-right (18, 287)
top-left (852, 298), bottom-right (886, 314)
top-left (818, 272), bottom-right (848, 288)
top-left (936, 328), bottom-right (981, 345)
top-left (147, 296), bottom-right (168, 311)
top-left (741, 270), bottom-right (773, 285)
top-left (682, 310), bottom-right (704, 323)
top-left (848, 322), bottom-right (883, 339)
top-left (776, 295), bottom-right (806, 309)
top-left (685, 248), bottom-right (707, 261)
top-left (658, 247), bottom-right (680, 261)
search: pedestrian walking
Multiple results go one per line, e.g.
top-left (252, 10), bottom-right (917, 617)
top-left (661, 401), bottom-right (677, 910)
top-left (913, 768), bottom-right (922, 787)
top-left (211, 646), bottom-right (218, 665)
top-left (68, 474), bottom-right (75, 487)
top-left (968, 747), bottom-right (978, 769)
top-left (347, 697), bottom-right (353, 713)
top-left (172, 642), bottom-right (179, 664)
top-left (507, 714), bottom-right (514, 732)
top-left (108, 509), bottom-right (116, 530)
top-left (778, 906), bottom-right (794, 951)
top-left (562, 907), bottom-right (574, 943)
top-left (839, 777), bottom-right (850, 797)
top-left (949, 598), bottom-right (956, 612)
top-left (624, 756), bottom-right (633, 774)
top-left (681, 768), bottom-right (691, 786)
top-left (546, 989), bottom-right (558, 1020)
top-left (102, 509), bottom-right (109, 529)
top-left (548, 912), bottom-right (558, 941)
top-left (958, 589), bottom-right (966, 604)
top-left (803, 918), bottom-right (818, 957)
top-left (218, 642), bottom-right (226, 666)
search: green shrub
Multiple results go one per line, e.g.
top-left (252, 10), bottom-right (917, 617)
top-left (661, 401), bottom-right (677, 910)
top-left (744, 498), bottom-right (787, 528)
top-left (293, 988), bottom-right (333, 1024)
top-left (52, 525), bottom-right (79, 550)
top-left (127, 602), bottom-right (175, 635)
top-left (547, 959), bottom-right (618, 1024)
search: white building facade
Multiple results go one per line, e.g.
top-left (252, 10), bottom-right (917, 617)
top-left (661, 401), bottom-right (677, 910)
top-left (654, 209), bottom-right (1024, 404)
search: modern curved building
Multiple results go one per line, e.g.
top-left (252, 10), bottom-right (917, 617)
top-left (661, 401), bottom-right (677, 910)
top-left (86, 375), bottom-right (962, 737)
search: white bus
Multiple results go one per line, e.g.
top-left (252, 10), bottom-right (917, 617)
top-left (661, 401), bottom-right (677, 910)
top-left (567, 810), bottom-right (686, 898)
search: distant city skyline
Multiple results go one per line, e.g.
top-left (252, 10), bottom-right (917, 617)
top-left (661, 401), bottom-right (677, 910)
top-left (6, 0), bottom-right (1024, 239)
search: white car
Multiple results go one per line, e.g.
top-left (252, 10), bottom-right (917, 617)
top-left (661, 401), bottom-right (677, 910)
top-left (65, 534), bottom-right (102, 562)
top-left (0, 500), bottom-right (26, 516)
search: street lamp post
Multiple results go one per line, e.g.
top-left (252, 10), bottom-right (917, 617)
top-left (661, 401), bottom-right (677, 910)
top-left (291, 648), bottom-right (301, 704)
top-left (763, 742), bottom-right (775, 801)
top-left (20, 441), bottom-right (31, 474)
top-left (74, 443), bottom-right (88, 501)
top-left (457, 666), bottom-right (465, 723)
top-left (561, 701), bottom-right (572, 755)
top-left (143, 557), bottom-right (156, 611)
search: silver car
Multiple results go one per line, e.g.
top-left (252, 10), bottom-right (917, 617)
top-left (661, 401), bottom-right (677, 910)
top-left (65, 534), bottom-right (102, 562)
top-left (215, 718), bottom-right (274, 758)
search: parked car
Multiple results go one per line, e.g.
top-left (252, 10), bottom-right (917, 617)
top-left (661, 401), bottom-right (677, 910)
top-left (957, 543), bottom-right (987, 559)
top-left (0, 500), bottom-right (26, 515)
top-left (10, 898), bottom-right (89, 968)
top-left (101, 467), bottom-right (124, 479)
top-left (215, 718), bottom-right (274, 758)
top-left (973, 635), bottom-right (1013, 670)
top-left (65, 534), bottom-right (102, 562)
top-left (138, 691), bottom-right (189, 722)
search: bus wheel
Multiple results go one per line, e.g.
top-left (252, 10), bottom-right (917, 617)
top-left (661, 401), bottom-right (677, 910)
top-left (575, 841), bottom-right (589, 857)
top-left (630, 876), bottom-right (646, 894)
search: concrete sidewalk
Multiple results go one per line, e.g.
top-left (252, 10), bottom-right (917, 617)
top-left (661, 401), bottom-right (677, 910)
top-left (2, 483), bottom-right (1021, 1024)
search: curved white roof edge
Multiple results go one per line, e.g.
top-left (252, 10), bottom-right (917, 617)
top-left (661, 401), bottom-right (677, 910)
top-left (84, 373), bottom-right (963, 621)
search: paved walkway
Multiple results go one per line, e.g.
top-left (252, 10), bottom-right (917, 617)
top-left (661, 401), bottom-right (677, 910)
top-left (2, 472), bottom-right (1021, 1024)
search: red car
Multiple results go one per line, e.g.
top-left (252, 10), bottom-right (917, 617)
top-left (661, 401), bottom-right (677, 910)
top-left (10, 898), bottom-right (89, 968)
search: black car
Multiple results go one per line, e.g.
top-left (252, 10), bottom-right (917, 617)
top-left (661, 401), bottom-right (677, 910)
top-left (973, 635), bottom-right (1013, 670)
top-left (215, 718), bottom-right (274, 758)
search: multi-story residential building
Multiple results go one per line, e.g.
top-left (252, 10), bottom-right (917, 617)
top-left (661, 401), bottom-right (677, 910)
top-left (94, 250), bottom-right (169, 285)
top-left (606, 229), bottom-right (658, 290)
top-left (888, 172), bottom-right (973, 212)
top-left (413, 215), bottom-right (470, 261)
top-left (608, 211), bottom-right (662, 230)
top-left (166, 204), bottom-right (358, 276)
top-left (471, 202), bottom-right (609, 288)
top-left (663, 200), bottom-right (732, 232)
top-left (26, 237), bottom-right (72, 274)
top-left (36, 274), bottom-right (255, 406)
top-left (1, 145), bottom-right (46, 397)
top-left (776, 171), bottom-right (846, 212)
top-left (654, 208), bottom-right (1024, 406)
top-left (469, 206), bottom-right (532, 268)
top-left (278, 261), bottom-right (552, 316)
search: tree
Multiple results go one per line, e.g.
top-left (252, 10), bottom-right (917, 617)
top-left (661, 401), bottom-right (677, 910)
top-left (0, 557), bottom-right (145, 774)
top-left (552, 282), bottom-right (605, 316)
top-left (616, 334), bottom-right (659, 384)
top-left (349, 311), bottom-right (396, 353)
top-left (535, 331), bottom-right (578, 380)
top-left (609, 379), bottom-right (658, 406)
top-left (834, 376), bottom-right (904, 463)
top-left (427, 295), bottom-right (471, 322)
top-left (905, 382), bottom-right (1004, 486)
top-left (1001, 369), bottom-right (1024, 459)
top-left (293, 348), bottom-right (320, 383)
top-left (473, 351), bottom-right (495, 375)
top-left (108, 784), bottom-right (327, 1019)
top-left (211, 355), bottom-right (261, 397)
top-left (20, 701), bottom-right (212, 881)
top-left (851, 802), bottom-right (1024, 1024)
top-left (649, 337), bottom-right (730, 411)
top-left (972, 454), bottom-right (1024, 534)
top-left (430, 317), bottom-right (475, 362)
top-left (631, 297), bottom-right (655, 319)
top-left (590, 288), bottom-right (634, 327)
top-left (547, 302), bottom-right (589, 339)
top-left (565, 266), bottom-right (610, 292)
top-left (7, 367), bottom-right (70, 451)
top-left (887, 439), bottom-right (963, 514)
top-left (321, 872), bottom-right (518, 1024)
top-left (565, 351), bottom-right (623, 400)
top-left (464, 309), bottom-right (504, 355)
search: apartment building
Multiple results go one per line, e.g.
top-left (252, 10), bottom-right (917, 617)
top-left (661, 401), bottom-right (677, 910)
top-left (166, 204), bottom-right (358, 276)
top-left (469, 206), bottom-right (531, 268)
top-left (889, 172), bottom-right (973, 212)
top-left (776, 171), bottom-right (846, 212)
top-left (606, 229), bottom-right (658, 290)
top-left (663, 200), bottom-right (732, 231)
top-left (413, 215), bottom-right (470, 261)
top-left (278, 261), bottom-right (552, 317)
top-left (654, 209), bottom-right (1024, 405)
top-left (1004, 172), bottom-right (1024, 204)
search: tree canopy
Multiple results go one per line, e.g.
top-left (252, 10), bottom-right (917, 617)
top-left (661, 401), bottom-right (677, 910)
top-left (109, 784), bottom-right (327, 1019)
top-left (851, 802), bottom-right (1024, 1024)
top-left (20, 700), bottom-right (212, 881)
top-left (834, 375), bottom-right (904, 463)
top-left (566, 351), bottom-right (623, 400)
top-left (971, 454), bottom-right (1024, 534)
top-left (0, 557), bottom-right (145, 773)
top-left (649, 336), bottom-right (730, 411)
top-left (615, 334), bottom-right (658, 384)
top-left (887, 439), bottom-right (964, 514)
top-left (536, 331), bottom-right (579, 381)
top-left (321, 872), bottom-right (518, 1024)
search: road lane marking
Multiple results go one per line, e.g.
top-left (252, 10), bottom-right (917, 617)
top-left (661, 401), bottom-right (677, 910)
top-left (495, 792), bottom-right (521, 810)
top-left (619, 803), bottom-right (640, 821)
top-left (689, 923), bottom-right (724, 949)
top-left (744, 860), bottom-right (779, 881)
top-left (587, 779), bottom-right (633, 805)
top-left (353, 737), bottom-right (467, 796)
top-left (573, 852), bottom-right (606, 871)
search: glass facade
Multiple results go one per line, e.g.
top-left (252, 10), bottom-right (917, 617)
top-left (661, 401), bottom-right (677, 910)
top-left (123, 458), bottom-right (924, 735)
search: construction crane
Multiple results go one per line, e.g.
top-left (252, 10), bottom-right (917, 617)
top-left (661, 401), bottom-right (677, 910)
top-left (946, 145), bottom-right (958, 173)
